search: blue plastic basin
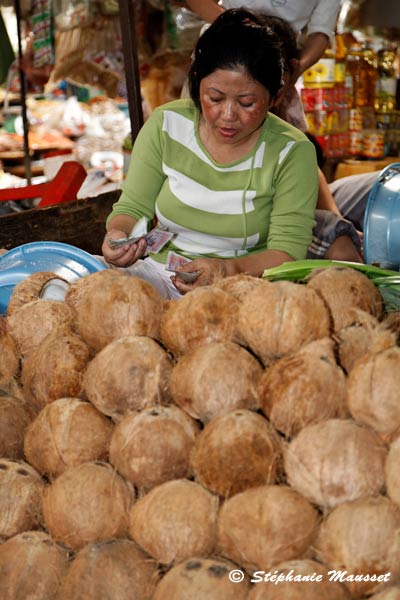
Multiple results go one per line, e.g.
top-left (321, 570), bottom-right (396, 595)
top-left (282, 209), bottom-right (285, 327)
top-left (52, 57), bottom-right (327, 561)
top-left (0, 241), bottom-right (106, 315)
top-left (363, 162), bottom-right (400, 269)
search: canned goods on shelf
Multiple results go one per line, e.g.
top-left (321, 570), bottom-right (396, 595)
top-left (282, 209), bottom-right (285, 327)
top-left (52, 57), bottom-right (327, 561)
top-left (362, 129), bottom-right (385, 159)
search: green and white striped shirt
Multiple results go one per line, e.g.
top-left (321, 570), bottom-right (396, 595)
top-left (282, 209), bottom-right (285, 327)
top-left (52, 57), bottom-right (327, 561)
top-left (108, 99), bottom-right (318, 262)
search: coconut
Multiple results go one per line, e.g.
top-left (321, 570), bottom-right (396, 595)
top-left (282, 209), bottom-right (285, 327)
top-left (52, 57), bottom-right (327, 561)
top-left (213, 273), bottom-right (270, 301)
top-left (0, 458), bottom-right (44, 539)
top-left (190, 409), bottom-right (282, 497)
top-left (58, 538), bottom-right (159, 599)
top-left (67, 270), bottom-right (164, 351)
top-left (247, 559), bottom-right (351, 599)
top-left (368, 588), bottom-right (400, 600)
top-left (168, 341), bottom-right (262, 423)
top-left (7, 271), bottom-right (69, 316)
top-left (0, 319), bottom-right (19, 384)
top-left (237, 280), bottom-right (331, 366)
top-left (307, 266), bottom-right (384, 331)
top-left (336, 311), bottom-right (396, 374)
top-left (128, 479), bottom-right (219, 565)
top-left (284, 419), bottom-right (387, 510)
top-left (21, 327), bottom-right (91, 412)
top-left (385, 436), bottom-right (400, 507)
top-left (315, 495), bottom-right (400, 598)
top-left (110, 405), bottom-right (199, 491)
top-left (258, 337), bottom-right (348, 438)
top-left (43, 461), bottom-right (133, 551)
top-left (83, 335), bottom-right (172, 421)
top-left (382, 311), bottom-right (400, 344)
top-left (160, 287), bottom-right (240, 357)
top-left (346, 346), bottom-right (400, 441)
top-left (0, 530), bottom-right (69, 599)
top-left (0, 395), bottom-right (34, 458)
top-left (7, 299), bottom-right (75, 358)
top-left (217, 484), bottom-right (319, 574)
top-left (153, 556), bottom-right (251, 599)
top-left (24, 397), bottom-right (114, 479)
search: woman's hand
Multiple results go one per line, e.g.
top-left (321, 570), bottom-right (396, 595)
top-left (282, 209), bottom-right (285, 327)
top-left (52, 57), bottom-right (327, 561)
top-left (102, 229), bottom-right (147, 268)
top-left (171, 257), bottom-right (227, 293)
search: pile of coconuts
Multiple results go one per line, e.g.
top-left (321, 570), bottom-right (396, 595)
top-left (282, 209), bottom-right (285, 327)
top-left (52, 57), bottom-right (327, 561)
top-left (1, 266), bottom-right (400, 599)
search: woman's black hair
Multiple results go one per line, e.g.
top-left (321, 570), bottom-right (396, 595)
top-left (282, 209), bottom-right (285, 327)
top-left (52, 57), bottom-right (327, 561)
top-left (258, 15), bottom-right (299, 74)
top-left (188, 8), bottom-right (284, 111)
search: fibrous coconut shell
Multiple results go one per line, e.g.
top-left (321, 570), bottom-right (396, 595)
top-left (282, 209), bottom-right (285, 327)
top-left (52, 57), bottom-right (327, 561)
top-left (346, 346), bottom-right (400, 441)
top-left (315, 495), bottom-right (400, 598)
top-left (307, 266), bottom-right (384, 331)
top-left (153, 556), bottom-right (251, 599)
top-left (385, 436), bottom-right (400, 508)
top-left (0, 395), bottom-right (33, 459)
top-left (247, 558), bottom-right (351, 599)
top-left (7, 271), bottom-right (68, 316)
top-left (190, 409), bottom-right (282, 497)
top-left (67, 270), bottom-right (164, 351)
top-left (0, 530), bottom-right (69, 599)
top-left (128, 479), bottom-right (219, 565)
top-left (110, 405), bottom-right (199, 491)
top-left (7, 299), bottom-right (74, 358)
top-left (83, 335), bottom-right (173, 421)
top-left (0, 321), bottom-right (19, 385)
top-left (213, 273), bottom-right (270, 301)
top-left (237, 280), bottom-right (331, 365)
top-left (58, 538), bottom-right (159, 600)
top-left (21, 328), bottom-right (91, 411)
top-left (217, 485), bottom-right (319, 574)
top-left (24, 397), bottom-right (114, 479)
top-left (0, 458), bottom-right (44, 539)
top-left (169, 341), bottom-right (262, 423)
top-left (160, 287), bottom-right (240, 357)
top-left (258, 337), bottom-right (348, 438)
top-left (368, 587), bottom-right (400, 599)
top-left (43, 461), bottom-right (133, 551)
top-left (284, 419), bottom-right (387, 510)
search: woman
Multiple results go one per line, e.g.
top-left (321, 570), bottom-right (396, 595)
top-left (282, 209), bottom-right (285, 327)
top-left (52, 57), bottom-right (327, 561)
top-left (102, 8), bottom-right (318, 298)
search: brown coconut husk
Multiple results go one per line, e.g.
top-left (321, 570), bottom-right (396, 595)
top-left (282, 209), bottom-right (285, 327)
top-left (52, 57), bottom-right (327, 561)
top-left (169, 341), bottom-right (262, 423)
top-left (336, 310), bottom-right (396, 374)
top-left (0, 530), bottom-right (69, 599)
top-left (7, 299), bottom-right (75, 359)
top-left (212, 273), bottom-right (270, 301)
top-left (247, 558), bottom-right (351, 599)
top-left (315, 495), bottom-right (400, 598)
top-left (284, 419), bottom-right (387, 511)
top-left (307, 266), bottom-right (384, 332)
top-left (0, 458), bottom-right (45, 540)
top-left (385, 436), bottom-right (400, 508)
top-left (24, 397), bottom-right (114, 480)
top-left (128, 479), bottom-right (219, 565)
top-left (21, 327), bottom-right (91, 412)
top-left (258, 337), bottom-right (348, 438)
top-left (160, 287), bottom-right (240, 357)
top-left (190, 409), bottom-right (282, 497)
top-left (7, 271), bottom-right (69, 316)
top-left (67, 270), bottom-right (165, 351)
top-left (110, 405), bottom-right (200, 491)
top-left (0, 395), bottom-right (34, 459)
top-left (346, 346), bottom-right (400, 442)
top-left (83, 335), bottom-right (173, 421)
top-left (368, 587), bottom-right (400, 599)
top-left (217, 484), bottom-right (319, 574)
top-left (237, 280), bottom-right (331, 366)
top-left (43, 461), bottom-right (134, 551)
top-left (58, 538), bottom-right (159, 600)
top-left (0, 321), bottom-right (19, 385)
top-left (381, 311), bottom-right (400, 344)
top-left (153, 556), bottom-right (251, 599)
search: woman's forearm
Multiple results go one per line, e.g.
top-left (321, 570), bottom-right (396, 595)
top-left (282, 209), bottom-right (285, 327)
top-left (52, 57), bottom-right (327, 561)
top-left (298, 32), bottom-right (330, 76)
top-left (186, 0), bottom-right (224, 23)
top-left (223, 249), bottom-right (294, 277)
top-left (106, 215), bottom-right (138, 237)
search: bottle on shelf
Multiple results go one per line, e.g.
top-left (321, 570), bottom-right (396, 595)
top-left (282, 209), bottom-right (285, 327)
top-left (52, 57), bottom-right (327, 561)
top-left (345, 41), bottom-right (374, 108)
top-left (375, 42), bottom-right (397, 112)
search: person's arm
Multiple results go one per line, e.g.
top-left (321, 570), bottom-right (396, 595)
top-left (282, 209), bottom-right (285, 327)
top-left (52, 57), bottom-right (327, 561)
top-left (316, 168), bottom-right (342, 217)
top-left (185, 0), bottom-right (224, 23)
top-left (296, 32), bottom-right (330, 78)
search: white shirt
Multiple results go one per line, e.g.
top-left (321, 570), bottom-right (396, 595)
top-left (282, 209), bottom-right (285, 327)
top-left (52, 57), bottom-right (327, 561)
top-left (220, 0), bottom-right (341, 39)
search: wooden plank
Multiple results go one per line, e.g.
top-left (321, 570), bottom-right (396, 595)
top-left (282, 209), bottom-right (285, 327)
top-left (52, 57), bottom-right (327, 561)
top-left (0, 190), bottom-right (119, 254)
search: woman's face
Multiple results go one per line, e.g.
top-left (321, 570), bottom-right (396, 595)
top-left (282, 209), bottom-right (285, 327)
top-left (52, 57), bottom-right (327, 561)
top-left (199, 68), bottom-right (272, 145)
